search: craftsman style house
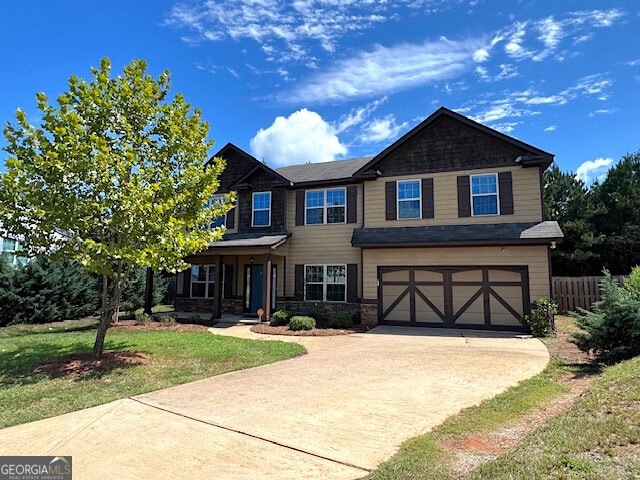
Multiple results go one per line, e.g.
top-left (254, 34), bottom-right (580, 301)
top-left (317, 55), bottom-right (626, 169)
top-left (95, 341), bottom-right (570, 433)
top-left (175, 107), bottom-right (562, 331)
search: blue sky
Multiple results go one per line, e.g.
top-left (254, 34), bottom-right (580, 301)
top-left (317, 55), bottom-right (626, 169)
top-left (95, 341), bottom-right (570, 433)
top-left (1, 1), bottom-right (638, 183)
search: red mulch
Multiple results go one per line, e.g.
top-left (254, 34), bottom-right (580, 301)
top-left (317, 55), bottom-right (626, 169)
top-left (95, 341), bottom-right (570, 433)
top-left (250, 323), bottom-right (369, 336)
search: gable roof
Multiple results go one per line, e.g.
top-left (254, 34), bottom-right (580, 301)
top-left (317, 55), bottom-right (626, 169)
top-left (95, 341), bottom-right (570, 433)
top-left (209, 143), bottom-right (291, 189)
top-left (354, 107), bottom-right (554, 178)
top-left (275, 156), bottom-right (373, 186)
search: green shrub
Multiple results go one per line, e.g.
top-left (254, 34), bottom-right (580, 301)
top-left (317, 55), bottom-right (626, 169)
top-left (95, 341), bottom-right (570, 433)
top-left (571, 271), bottom-right (640, 362)
top-left (135, 312), bottom-right (152, 325)
top-left (161, 314), bottom-right (178, 326)
top-left (524, 297), bottom-right (557, 337)
top-left (622, 265), bottom-right (640, 299)
top-left (289, 316), bottom-right (316, 331)
top-left (329, 312), bottom-right (353, 329)
top-left (270, 309), bottom-right (293, 326)
top-left (188, 313), bottom-right (202, 323)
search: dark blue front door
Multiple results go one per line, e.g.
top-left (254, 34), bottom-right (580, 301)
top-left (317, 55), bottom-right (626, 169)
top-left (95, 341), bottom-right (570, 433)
top-left (249, 265), bottom-right (263, 314)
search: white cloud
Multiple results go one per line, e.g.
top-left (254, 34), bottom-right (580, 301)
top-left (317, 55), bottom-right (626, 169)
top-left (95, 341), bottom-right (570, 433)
top-left (288, 37), bottom-right (484, 103)
top-left (250, 109), bottom-right (347, 167)
top-left (627, 59), bottom-right (640, 66)
top-left (164, 0), bottom-right (461, 63)
top-left (472, 48), bottom-right (490, 62)
top-left (589, 108), bottom-right (617, 117)
top-left (575, 157), bottom-right (614, 184)
top-left (359, 115), bottom-right (408, 143)
top-left (491, 121), bottom-right (520, 133)
top-left (498, 9), bottom-right (624, 62)
top-left (544, 125), bottom-right (557, 132)
top-left (335, 97), bottom-right (387, 134)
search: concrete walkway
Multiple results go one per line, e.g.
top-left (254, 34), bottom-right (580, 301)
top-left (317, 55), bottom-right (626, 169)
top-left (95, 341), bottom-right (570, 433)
top-left (0, 325), bottom-right (549, 479)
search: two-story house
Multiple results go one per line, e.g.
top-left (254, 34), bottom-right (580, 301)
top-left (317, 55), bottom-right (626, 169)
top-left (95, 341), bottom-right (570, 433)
top-left (174, 107), bottom-right (563, 331)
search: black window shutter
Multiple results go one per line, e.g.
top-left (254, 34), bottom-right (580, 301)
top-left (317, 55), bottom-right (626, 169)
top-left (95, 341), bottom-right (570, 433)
top-left (295, 190), bottom-right (305, 226)
top-left (225, 207), bottom-right (235, 229)
top-left (294, 264), bottom-right (304, 300)
top-left (346, 186), bottom-right (357, 223)
top-left (385, 181), bottom-right (397, 220)
top-left (347, 264), bottom-right (358, 303)
top-left (457, 176), bottom-right (471, 217)
top-left (498, 171), bottom-right (514, 215)
top-left (183, 267), bottom-right (192, 297)
top-left (223, 265), bottom-right (234, 299)
top-left (421, 178), bottom-right (434, 219)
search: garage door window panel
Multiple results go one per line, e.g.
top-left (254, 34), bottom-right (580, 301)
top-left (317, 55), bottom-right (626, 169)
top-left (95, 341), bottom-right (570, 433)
top-left (471, 174), bottom-right (499, 216)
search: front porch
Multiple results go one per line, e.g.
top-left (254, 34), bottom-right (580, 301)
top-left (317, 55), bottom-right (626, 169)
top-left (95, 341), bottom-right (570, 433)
top-left (175, 233), bottom-right (291, 323)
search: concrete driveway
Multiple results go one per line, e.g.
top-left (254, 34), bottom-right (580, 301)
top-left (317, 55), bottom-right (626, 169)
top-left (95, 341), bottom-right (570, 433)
top-left (0, 326), bottom-right (548, 479)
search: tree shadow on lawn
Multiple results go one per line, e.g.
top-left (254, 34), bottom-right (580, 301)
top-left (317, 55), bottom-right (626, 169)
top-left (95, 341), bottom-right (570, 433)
top-left (0, 321), bottom-right (99, 338)
top-left (0, 339), bottom-right (139, 385)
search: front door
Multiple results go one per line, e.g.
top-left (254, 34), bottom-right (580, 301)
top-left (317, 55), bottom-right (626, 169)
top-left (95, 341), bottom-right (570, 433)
top-left (245, 265), bottom-right (263, 314)
top-left (244, 264), bottom-right (278, 315)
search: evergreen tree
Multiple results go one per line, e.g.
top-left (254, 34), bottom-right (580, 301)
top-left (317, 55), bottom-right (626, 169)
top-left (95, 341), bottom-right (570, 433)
top-left (0, 256), bottom-right (19, 326)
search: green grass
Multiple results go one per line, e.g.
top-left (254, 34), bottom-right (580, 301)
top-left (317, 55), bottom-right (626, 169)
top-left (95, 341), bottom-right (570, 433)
top-left (469, 356), bottom-right (640, 479)
top-left (0, 320), bottom-right (305, 428)
top-left (367, 359), bottom-right (573, 480)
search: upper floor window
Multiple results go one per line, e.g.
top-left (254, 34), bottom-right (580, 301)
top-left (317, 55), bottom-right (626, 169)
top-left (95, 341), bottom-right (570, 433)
top-left (305, 264), bottom-right (346, 302)
top-left (305, 188), bottom-right (345, 225)
top-left (252, 192), bottom-right (271, 227)
top-left (397, 180), bottom-right (421, 219)
top-left (207, 196), bottom-right (226, 229)
top-left (471, 174), bottom-right (499, 216)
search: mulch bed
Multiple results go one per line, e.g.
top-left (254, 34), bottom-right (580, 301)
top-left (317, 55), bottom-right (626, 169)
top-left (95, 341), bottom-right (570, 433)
top-left (250, 323), bottom-right (369, 336)
top-left (110, 319), bottom-right (209, 332)
top-left (33, 351), bottom-right (149, 378)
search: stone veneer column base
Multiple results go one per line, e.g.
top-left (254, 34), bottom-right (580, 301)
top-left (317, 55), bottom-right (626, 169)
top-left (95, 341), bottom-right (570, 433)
top-left (360, 304), bottom-right (379, 326)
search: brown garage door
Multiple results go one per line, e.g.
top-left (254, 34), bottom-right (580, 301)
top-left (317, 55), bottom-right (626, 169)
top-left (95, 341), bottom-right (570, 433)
top-left (378, 266), bottom-right (530, 331)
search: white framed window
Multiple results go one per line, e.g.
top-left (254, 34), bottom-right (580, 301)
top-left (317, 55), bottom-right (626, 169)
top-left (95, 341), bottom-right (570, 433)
top-left (191, 265), bottom-right (225, 298)
top-left (304, 264), bottom-right (346, 302)
top-left (471, 173), bottom-right (499, 216)
top-left (1, 237), bottom-right (27, 267)
top-left (252, 192), bottom-right (271, 227)
top-left (207, 196), bottom-right (227, 229)
top-left (397, 179), bottom-right (421, 219)
top-left (305, 188), bottom-right (346, 225)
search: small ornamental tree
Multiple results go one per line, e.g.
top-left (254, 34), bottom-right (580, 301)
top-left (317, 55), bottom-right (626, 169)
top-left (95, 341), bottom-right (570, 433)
top-left (0, 58), bottom-right (233, 357)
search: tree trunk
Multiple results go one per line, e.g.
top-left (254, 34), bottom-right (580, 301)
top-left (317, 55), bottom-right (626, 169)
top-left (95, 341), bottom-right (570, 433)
top-left (92, 264), bottom-right (130, 358)
top-left (93, 273), bottom-right (111, 358)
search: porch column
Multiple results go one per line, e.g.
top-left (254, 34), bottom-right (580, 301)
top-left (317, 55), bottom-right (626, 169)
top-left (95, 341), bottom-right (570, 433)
top-left (262, 254), bottom-right (272, 322)
top-left (143, 267), bottom-right (154, 315)
top-left (212, 254), bottom-right (223, 322)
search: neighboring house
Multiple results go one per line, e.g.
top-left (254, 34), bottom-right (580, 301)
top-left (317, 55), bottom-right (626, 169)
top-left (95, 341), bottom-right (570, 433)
top-left (175, 107), bottom-right (563, 331)
top-left (0, 232), bottom-right (28, 267)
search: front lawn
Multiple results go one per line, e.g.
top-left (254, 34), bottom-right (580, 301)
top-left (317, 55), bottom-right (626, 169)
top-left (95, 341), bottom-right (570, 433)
top-left (0, 320), bottom-right (305, 428)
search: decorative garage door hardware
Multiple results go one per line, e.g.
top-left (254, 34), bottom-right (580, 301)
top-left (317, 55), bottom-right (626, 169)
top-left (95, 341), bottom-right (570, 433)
top-left (378, 266), bottom-right (530, 331)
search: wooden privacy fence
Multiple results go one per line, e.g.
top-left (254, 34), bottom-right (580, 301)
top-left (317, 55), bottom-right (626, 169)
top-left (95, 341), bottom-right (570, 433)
top-left (553, 275), bottom-right (627, 313)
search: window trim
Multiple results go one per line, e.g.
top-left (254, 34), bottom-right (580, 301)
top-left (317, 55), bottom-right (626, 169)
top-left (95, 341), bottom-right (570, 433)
top-left (251, 191), bottom-right (272, 227)
top-left (208, 195), bottom-right (227, 229)
top-left (303, 264), bottom-right (347, 303)
top-left (396, 179), bottom-right (422, 220)
top-left (190, 264), bottom-right (225, 299)
top-left (470, 173), bottom-right (500, 217)
top-left (304, 187), bottom-right (347, 225)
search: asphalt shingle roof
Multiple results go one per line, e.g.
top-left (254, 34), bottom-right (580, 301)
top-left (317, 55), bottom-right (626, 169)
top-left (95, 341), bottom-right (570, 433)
top-left (352, 221), bottom-right (563, 247)
top-left (275, 156), bottom-right (373, 183)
